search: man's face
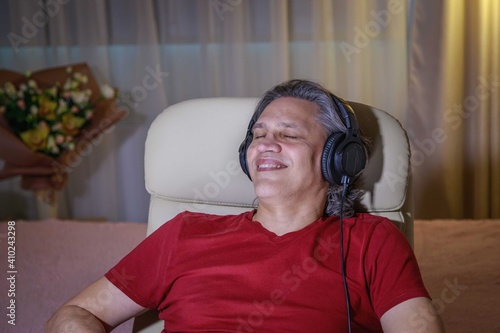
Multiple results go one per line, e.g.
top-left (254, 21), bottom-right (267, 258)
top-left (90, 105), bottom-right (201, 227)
top-left (247, 97), bottom-right (329, 200)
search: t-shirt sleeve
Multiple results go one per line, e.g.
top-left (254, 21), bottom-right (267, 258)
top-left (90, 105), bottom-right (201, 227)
top-left (104, 213), bottom-right (185, 309)
top-left (364, 219), bottom-right (430, 318)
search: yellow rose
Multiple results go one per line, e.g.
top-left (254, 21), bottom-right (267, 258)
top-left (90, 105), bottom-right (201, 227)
top-left (61, 113), bottom-right (86, 136)
top-left (20, 123), bottom-right (50, 151)
top-left (38, 96), bottom-right (58, 120)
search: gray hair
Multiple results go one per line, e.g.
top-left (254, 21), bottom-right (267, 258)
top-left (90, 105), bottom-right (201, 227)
top-left (250, 79), bottom-right (368, 217)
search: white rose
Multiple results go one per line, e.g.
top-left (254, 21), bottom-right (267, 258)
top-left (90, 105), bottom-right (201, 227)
top-left (70, 91), bottom-right (89, 104)
top-left (100, 84), bottom-right (115, 99)
top-left (27, 79), bottom-right (38, 88)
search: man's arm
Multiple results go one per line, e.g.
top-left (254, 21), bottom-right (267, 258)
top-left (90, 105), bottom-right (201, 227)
top-left (45, 277), bottom-right (148, 333)
top-left (380, 297), bottom-right (445, 333)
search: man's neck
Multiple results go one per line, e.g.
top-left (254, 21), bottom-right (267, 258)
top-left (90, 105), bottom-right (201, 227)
top-left (252, 201), bottom-right (326, 236)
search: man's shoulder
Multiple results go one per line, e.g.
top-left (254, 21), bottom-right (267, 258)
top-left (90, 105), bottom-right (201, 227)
top-left (346, 213), bottom-right (405, 237)
top-left (172, 210), bottom-right (252, 236)
top-left (349, 212), bottom-right (393, 227)
top-left (347, 213), bottom-right (411, 250)
top-left (178, 210), bottom-right (249, 224)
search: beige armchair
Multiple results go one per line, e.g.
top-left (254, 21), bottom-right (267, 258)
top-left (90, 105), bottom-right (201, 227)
top-left (133, 97), bottom-right (413, 333)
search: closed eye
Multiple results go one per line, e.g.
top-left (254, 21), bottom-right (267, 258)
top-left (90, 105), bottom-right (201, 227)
top-left (253, 132), bottom-right (265, 139)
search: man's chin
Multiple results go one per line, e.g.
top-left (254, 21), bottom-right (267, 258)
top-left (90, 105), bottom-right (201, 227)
top-left (253, 181), bottom-right (288, 199)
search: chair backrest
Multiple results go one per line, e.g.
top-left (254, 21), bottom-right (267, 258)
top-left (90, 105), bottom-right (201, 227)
top-left (136, 97), bottom-right (413, 333)
top-left (145, 97), bottom-right (413, 240)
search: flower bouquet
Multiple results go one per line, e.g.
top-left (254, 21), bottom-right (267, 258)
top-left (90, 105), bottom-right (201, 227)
top-left (0, 63), bottom-right (126, 197)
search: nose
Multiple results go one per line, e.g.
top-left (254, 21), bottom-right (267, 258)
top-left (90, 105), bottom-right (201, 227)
top-left (254, 134), bottom-right (282, 153)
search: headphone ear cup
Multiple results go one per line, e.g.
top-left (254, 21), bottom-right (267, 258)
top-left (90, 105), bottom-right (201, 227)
top-left (322, 132), bottom-right (367, 186)
top-left (334, 139), bottom-right (367, 182)
top-left (322, 132), bottom-right (344, 185)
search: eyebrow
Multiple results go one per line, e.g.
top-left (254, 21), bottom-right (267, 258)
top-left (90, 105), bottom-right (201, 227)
top-left (252, 121), bottom-right (299, 130)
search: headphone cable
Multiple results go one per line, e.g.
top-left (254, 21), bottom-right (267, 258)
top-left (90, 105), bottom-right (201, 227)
top-left (340, 178), bottom-right (352, 333)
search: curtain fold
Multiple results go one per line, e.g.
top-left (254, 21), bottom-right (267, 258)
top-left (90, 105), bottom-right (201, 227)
top-left (409, 0), bottom-right (500, 218)
top-left (5, 0), bottom-right (495, 221)
top-left (491, 0), bottom-right (500, 218)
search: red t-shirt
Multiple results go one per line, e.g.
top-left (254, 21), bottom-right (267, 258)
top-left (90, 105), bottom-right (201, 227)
top-left (105, 211), bottom-right (429, 332)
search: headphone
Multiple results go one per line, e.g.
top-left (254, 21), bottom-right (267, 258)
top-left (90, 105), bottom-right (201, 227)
top-left (238, 93), bottom-right (367, 186)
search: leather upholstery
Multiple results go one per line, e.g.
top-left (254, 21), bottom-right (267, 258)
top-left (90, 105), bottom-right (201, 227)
top-left (144, 98), bottom-right (413, 242)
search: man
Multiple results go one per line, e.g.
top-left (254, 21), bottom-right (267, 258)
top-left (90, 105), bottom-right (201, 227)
top-left (46, 80), bottom-right (444, 332)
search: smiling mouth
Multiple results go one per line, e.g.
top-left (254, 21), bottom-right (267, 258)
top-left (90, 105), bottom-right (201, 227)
top-left (257, 163), bottom-right (286, 170)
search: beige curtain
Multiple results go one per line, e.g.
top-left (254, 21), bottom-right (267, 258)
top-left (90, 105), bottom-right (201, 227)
top-left (5, 0), bottom-right (497, 221)
top-left (409, 0), bottom-right (500, 218)
top-left (0, 0), bottom-right (409, 221)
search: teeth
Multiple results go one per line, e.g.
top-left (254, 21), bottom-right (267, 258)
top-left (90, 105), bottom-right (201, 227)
top-left (258, 163), bottom-right (285, 170)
